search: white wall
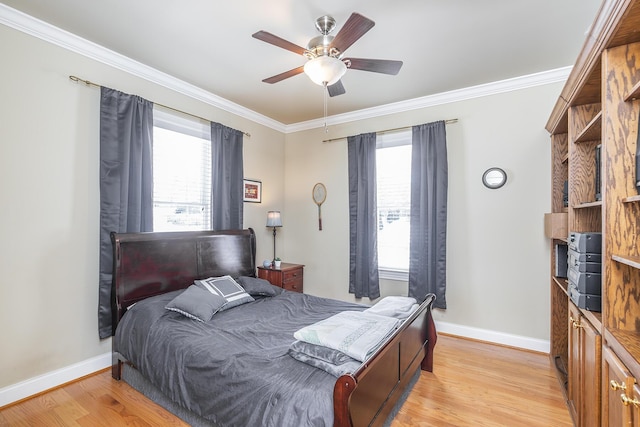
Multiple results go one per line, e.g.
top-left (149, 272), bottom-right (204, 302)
top-left (283, 84), bottom-right (556, 342)
top-left (0, 24), bottom-right (284, 391)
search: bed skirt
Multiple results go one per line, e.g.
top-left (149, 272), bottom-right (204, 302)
top-left (121, 363), bottom-right (421, 427)
top-left (122, 364), bottom-right (218, 427)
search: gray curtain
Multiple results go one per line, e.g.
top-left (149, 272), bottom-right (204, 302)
top-left (98, 87), bottom-right (154, 338)
top-left (409, 121), bottom-right (448, 307)
top-left (347, 132), bottom-right (380, 299)
top-left (210, 122), bottom-right (244, 230)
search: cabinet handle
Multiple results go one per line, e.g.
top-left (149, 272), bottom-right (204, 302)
top-left (569, 316), bottom-right (583, 329)
top-left (621, 394), bottom-right (640, 407)
top-left (610, 380), bottom-right (626, 391)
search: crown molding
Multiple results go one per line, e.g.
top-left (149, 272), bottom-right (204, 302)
top-left (0, 3), bottom-right (286, 133)
top-left (1, 3), bottom-right (570, 135)
top-left (285, 66), bottom-right (572, 133)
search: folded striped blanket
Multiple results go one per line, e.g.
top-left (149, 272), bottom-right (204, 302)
top-left (293, 311), bottom-right (400, 362)
top-left (288, 340), bottom-right (362, 377)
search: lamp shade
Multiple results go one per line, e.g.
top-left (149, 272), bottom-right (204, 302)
top-left (304, 56), bottom-right (347, 86)
top-left (266, 211), bottom-right (282, 227)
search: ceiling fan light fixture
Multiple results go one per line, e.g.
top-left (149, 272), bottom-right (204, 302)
top-left (304, 56), bottom-right (347, 86)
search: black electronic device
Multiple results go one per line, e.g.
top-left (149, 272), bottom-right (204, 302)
top-left (568, 268), bottom-right (601, 295)
top-left (569, 283), bottom-right (601, 311)
top-left (555, 244), bottom-right (568, 278)
top-left (568, 232), bottom-right (602, 253)
top-left (568, 249), bottom-right (602, 273)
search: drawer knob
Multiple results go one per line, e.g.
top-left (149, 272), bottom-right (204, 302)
top-left (621, 393), bottom-right (640, 407)
top-left (610, 380), bottom-right (626, 391)
top-left (609, 380), bottom-right (627, 391)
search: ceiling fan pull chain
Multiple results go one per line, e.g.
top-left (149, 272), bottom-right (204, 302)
top-left (323, 82), bottom-right (329, 133)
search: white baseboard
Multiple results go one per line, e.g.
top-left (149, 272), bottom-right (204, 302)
top-left (0, 352), bottom-right (111, 408)
top-left (0, 322), bottom-right (549, 408)
top-left (435, 320), bottom-right (550, 353)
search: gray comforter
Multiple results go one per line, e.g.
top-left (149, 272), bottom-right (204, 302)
top-left (114, 290), bottom-right (367, 427)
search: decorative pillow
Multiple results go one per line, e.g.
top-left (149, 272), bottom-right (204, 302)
top-left (165, 285), bottom-right (227, 322)
top-left (236, 276), bottom-right (283, 297)
top-left (195, 275), bottom-right (255, 311)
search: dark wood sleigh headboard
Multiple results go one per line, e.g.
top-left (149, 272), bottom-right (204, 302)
top-left (110, 228), bottom-right (256, 333)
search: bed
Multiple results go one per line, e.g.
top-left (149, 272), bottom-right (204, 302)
top-left (110, 228), bottom-right (437, 427)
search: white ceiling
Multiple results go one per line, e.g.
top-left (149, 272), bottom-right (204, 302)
top-left (1, 0), bottom-right (603, 126)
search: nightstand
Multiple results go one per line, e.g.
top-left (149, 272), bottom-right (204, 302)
top-left (257, 263), bottom-right (304, 293)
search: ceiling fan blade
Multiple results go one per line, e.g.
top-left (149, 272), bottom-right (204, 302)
top-left (262, 66), bottom-right (305, 84)
top-left (327, 80), bottom-right (346, 97)
top-left (330, 13), bottom-right (375, 53)
top-left (345, 58), bottom-right (403, 75)
top-left (252, 31), bottom-right (307, 56)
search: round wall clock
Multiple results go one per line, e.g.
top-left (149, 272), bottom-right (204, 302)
top-left (482, 167), bottom-right (507, 189)
top-left (312, 183), bottom-right (327, 230)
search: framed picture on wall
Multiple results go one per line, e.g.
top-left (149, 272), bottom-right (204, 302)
top-left (243, 179), bottom-right (262, 203)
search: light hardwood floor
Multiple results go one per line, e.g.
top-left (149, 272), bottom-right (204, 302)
top-left (0, 334), bottom-right (572, 426)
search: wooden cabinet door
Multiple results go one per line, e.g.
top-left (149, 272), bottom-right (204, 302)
top-left (568, 303), bottom-right (581, 422)
top-left (569, 302), bottom-right (602, 427)
top-left (633, 384), bottom-right (640, 427)
top-left (581, 315), bottom-right (601, 427)
top-left (603, 346), bottom-right (634, 427)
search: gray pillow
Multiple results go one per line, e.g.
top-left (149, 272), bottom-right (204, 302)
top-left (236, 276), bottom-right (283, 297)
top-left (195, 275), bottom-right (255, 310)
top-left (165, 285), bottom-right (227, 322)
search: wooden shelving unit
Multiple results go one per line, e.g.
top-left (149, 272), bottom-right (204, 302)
top-left (545, 1), bottom-right (640, 425)
top-left (612, 254), bottom-right (640, 270)
top-left (574, 111), bottom-right (602, 144)
top-left (573, 201), bottom-right (603, 209)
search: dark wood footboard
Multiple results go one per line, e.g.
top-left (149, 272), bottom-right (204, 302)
top-left (333, 294), bottom-right (437, 427)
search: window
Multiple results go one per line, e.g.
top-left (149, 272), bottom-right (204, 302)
top-left (376, 130), bottom-right (411, 279)
top-left (152, 109), bottom-right (211, 232)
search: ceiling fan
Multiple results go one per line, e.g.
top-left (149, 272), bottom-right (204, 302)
top-left (252, 12), bottom-right (403, 97)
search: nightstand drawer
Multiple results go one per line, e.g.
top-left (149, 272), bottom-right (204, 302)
top-left (282, 279), bottom-right (303, 293)
top-left (283, 268), bottom-right (303, 282)
top-left (283, 268), bottom-right (303, 293)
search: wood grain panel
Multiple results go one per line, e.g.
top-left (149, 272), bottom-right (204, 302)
top-left (582, 314), bottom-right (602, 427)
top-left (602, 345), bottom-right (634, 426)
top-left (552, 133), bottom-right (569, 213)
top-left (568, 303), bottom-right (581, 421)
top-left (568, 103), bottom-right (603, 233)
top-left (602, 41), bottom-right (640, 335)
top-left (550, 130), bottom-right (571, 394)
top-left (570, 103), bottom-right (602, 140)
top-left (569, 136), bottom-right (602, 231)
top-left (551, 284), bottom-right (569, 391)
top-left (609, 0), bottom-right (640, 48)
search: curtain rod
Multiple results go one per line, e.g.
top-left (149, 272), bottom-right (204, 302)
top-left (321, 119), bottom-right (458, 143)
top-left (69, 75), bottom-right (251, 138)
